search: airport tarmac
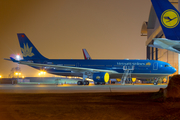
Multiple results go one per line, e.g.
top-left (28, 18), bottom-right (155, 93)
top-left (0, 84), bottom-right (167, 93)
top-left (1, 84), bottom-right (178, 120)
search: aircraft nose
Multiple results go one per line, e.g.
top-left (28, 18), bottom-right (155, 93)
top-left (172, 67), bottom-right (176, 73)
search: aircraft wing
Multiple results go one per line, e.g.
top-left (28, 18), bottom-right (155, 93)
top-left (148, 38), bottom-right (180, 53)
top-left (18, 61), bottom-right (118, 74)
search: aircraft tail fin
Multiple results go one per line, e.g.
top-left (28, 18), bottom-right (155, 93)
top-left (17, 33), bottom-right (47, 60)
top-left (151, 0), bottom-right (180, 40)
top-left (82, 49), bottom-right (91, 60)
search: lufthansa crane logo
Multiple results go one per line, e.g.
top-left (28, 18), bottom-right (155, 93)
top-left (161, 9), bottom-right (179, 28)
top-left (21, 43), bottom-right (34, 57)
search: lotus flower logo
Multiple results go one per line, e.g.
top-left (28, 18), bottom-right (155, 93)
top-left (146, 62), bottom-right (151, 66)
top-left (21, 43), bottom-right (34, 57)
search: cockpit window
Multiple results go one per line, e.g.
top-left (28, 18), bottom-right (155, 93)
top-left (165, 65), bottom-right (171, 67)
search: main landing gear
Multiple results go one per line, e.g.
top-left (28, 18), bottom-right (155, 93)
top-left (94, 82), bottom-right (105, 85)
top-left (77, 81), bottom-right (89, 85)
top-left (77, 73), bottom-right (90, 85)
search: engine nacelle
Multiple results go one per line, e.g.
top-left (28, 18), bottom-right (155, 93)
top-left (93, 72), bottom-right (110, 83)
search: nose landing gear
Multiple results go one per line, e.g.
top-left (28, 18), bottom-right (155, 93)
top-left (153, 78), bottom-right (159, 85)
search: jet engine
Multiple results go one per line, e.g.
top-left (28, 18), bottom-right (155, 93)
top-left (93, 72), bottom-right (109, 85)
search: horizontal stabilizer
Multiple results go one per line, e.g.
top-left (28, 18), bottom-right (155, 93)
top-left (4, 58), bottom-right (12, 61)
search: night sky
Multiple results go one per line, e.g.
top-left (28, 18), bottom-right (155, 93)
top-left (0, 0), bottom-right (151, 77)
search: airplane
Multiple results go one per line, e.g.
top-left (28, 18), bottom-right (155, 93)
top-left (5, 33), bottom-right (176, 85)
top-left (82, 49), bottom-right (91, 60)
top-left (148, 0), bottom-right (180, 53)
top-left (9, 49), bottom-right (91, 79)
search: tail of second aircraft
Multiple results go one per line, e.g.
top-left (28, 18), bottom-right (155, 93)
top-left (17, 33), bottom-right (47, 60)
top-left (82, 49), bottom-right (91, 60)
top-left (151, 0), bottom-right (180, 40)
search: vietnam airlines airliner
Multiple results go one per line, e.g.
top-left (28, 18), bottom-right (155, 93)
top-left (5, 33), bottom-right (176, 85)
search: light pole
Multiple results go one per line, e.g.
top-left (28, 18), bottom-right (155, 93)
top-left (15, 72), bottom-right (21, 84)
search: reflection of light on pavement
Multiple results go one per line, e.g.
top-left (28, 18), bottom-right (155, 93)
top-left (37, 85), bottom-right (47, 87)
top-left (61, 84), bottom-right (72, 87)
top-left (57, 84), bottom-right (83, 87)
top-left (88, 84), bottom-right (95, 86)
top-left (58, 84), bottom-right (96, 87)
top-left (14, 85), bottom-right (23, 87)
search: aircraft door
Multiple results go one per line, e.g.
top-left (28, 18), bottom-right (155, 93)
top-left (153, 62), bottom-right (158, 70)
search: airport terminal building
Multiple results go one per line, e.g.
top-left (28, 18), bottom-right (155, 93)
top-left (141, 0), bottom-right (180, 76)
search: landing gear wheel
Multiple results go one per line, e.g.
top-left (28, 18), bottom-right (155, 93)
top-left (77, 81), bottom-right (83, 85)
top-left (87, 81), bottom-right (89, 85)
top-left (94, 82), bottom-right (98, 85)
top-left (94, 82), bottom-right (105, 85)
top-left (83, 81), bottom-right (89, 85)
top-left (101, 82), bottom-right (105, 85)
top-left (154, 82), bottom-right (157, 85)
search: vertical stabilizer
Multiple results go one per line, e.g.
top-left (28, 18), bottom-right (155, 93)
top-left (151, 0), bottom-right (180, 40)
top-left (17, 33), bottom-right (47, 60)
top-left (82, 49), bottom-right (91, 60)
